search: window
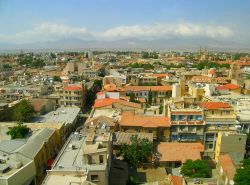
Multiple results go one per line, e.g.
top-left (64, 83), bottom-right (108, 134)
top-left (91, 175), bottom-right (99, 182)
top-left (99, 155), bottom-right (104, 164)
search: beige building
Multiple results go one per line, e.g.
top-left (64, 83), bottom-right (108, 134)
top-left (43, 130), bottom-right (112, 185)
top-left (215, 132), bottom-right (246, 165)
top-left (0, 141), bottom-right (36, 185)
top-left (200, 102), bottom-right (237, 156)
top-left (119, 111), bottom-right (171, 141)
top-left (59, 84), bottom-right (85, 108)
top-left (125, 85), bottom-right (172, 105)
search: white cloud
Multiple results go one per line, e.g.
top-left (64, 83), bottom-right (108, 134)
top-left (0, 23), bottom-right (91, 43)
top-left (101, 23), bottom-right (233, 39)
top-left (0, 22), bottom-right (234, 43)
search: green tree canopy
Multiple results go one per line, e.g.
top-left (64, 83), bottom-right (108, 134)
top-left (129, 92), bottom-right (136, 102)
top-left (12, 100), bottom-right (35, 122)
top-left (234, 157), bottom-right (250, 185)
top-left (159, 104), bottom-right (163, 114)
top-left (119, 135), bottom-right (153, 167)
top-left (53, 76), bottom-right (62, 82)
top-left (147, 90), bottom-right (153, 105)
top-left (7, 122), bottom-right (30, 139)
top-left (181, 159), bottom-right (210, 178)
top-left (128, 62), bottom-right (154, 70)
top-left (141, 51), bottom-right (158, 59)
top-left (193, 60), bottom-right (230, 70)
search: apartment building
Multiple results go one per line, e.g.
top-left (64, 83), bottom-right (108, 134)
top-left (125, 85), bottom-right (172, 105)
top-left (0, 128), bottom-right (58, 185)
top-left (200, 102), bottom-right (237, 155)
top-left (169, 107), bottom-right (205, 142)
top-left (82, 68), bottom-right (98, 78)
top-left (119, 111), bottom-right (170, 141)
top-left (215, 132), bottom-right (246, 165)
top-left (43, 131), bottom-right (112, 185)
top-left (103, 73), bottom-right (126, 87)
top-left (59, 85), bottom-right (85, 108)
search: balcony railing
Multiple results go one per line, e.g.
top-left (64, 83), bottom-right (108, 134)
top-left (171, 121), bottom-right (204, 125)
top-left (205, 126), bottom-right (236, 131)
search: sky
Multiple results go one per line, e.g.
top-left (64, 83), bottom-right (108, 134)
top-left (0, 0), bottom-right (250, 45)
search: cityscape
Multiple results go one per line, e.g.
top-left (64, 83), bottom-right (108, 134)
top-left (0, 1), bottom-right (250, 185)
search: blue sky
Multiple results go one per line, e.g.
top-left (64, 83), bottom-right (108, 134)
top-left (0, 0), bottom-right (250, 44)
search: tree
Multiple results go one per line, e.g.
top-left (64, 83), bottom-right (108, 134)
top-left (159, 105), bottom-right (163, 114)
top-left (93, 79), bottom-right (102, 92)
top-left (7, 122), bottom-right (30, 139)
top-left (53, 76), bottom-right (62, 82)
top-left (12, 100), bottom-right (35, 122)
top-left (234, 157), bottom-right (250, 185)
top-left (129, 92), bottom-right (136, 102)
top-left (142, 51), bottom-right (149, 59)
top-left (85, 89), bottom-right (96, 108)
top-left (181, 159), bottom-right (210, 178)
top-left (147, 90), bottom-right (153, 105)
top-left (119, 135), bottom-right (153, 167)
top-left (0, 107), bottom-right (13, 121)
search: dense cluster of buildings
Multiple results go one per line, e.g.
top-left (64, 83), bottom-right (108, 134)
top-left (0, 51), bottom-right (249, 185)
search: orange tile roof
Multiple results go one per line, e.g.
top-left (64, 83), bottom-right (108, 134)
top-left (223, 83), bottom-right (240, 90)
top-left (120, 111), bottom-right (170, 128)
top-left (125, 85), bottom-right (172, 92)
top-left (96, 91), bottom-right (105, 95)
top-left (152, 73), bottom-right (173, 78)
top-left (171, 111), bottom-right (203, 115)
top-left (103, 84), bottom-right (125, 92)
top-left (200, 102), bottom-right (231, 110)
top-left (157, 142), bottom-right (204, 163)
top-left (236, 61), bottom-right (250, 66)
top-left (171, 175), bottom-right (183, 185)
top-left (64, 85), bottom-right (82, 91)
top-left (93, 98), bottom-right (141, 109)
top-left (113, 100), bottom-right (142, 109)
top-left (218, 154), bottom-right (236, 181)
top-left (208, 69), bottom-right (216, 74)
top-left (93, 98), bottom-right (116, 108)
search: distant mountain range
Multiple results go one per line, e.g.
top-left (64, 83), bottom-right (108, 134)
top-left (0, 38), bottom-right (249, 52)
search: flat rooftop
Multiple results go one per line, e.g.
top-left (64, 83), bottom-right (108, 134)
top-left (91, 109), bottom-right (121, 120)
top-left (52, 133), bottom-right (106, 172)
top-left (42, 173), bottom-right (88, 185)
top-left (34, 107), bottom-right (80, 125)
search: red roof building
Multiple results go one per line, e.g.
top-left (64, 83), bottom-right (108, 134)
top-left (200, 102), bottom-right (231, 110)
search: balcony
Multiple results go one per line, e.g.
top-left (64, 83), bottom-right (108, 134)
top-left (171, 121), bottom-right (204, 125)
top-left (205, 115), bottom-right (236, 122)
top-left (205, 125), bottom-right (236, 132)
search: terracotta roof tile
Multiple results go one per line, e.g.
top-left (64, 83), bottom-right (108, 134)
top-left (158, 142), bottom-right (204, 163)
top-left (200, 102), bottom-right (231, 110)
top-left (120, 111), bottom-right (170, 128)
top-left (223, 83), bottom-right (240, 90)
top-left (125, 85), bottom-right (172, 92)
top-left (171, 175), bottom-right (183, 185)
top-left (103, 84), bottom-right (125, 92)
top-left (152, 73), bottom-right (173, 78)
top-left (236, 61), bottom-right (250, 66)
top-left (64, 85), bottom-right (82, 91)
top-left (93, 98), bottom-right (141, 109)
top-left (218, 154), bottom-right (236, 181)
